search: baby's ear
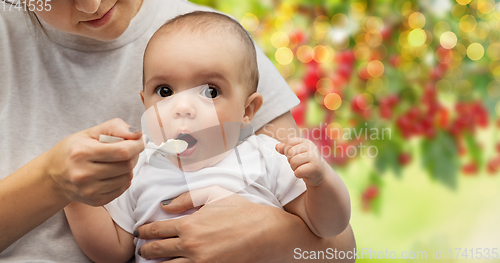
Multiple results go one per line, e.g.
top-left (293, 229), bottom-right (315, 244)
top-left (140, 90), bottom-right (145, 105)
top-left (243, 92), bottom-right (263, 124)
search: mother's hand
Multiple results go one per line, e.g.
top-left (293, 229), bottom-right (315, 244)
top-left (135, 186), bottom-right (356, 263)
top-left (45, 118), bottom-right (144, 206)
top-left (135, 187), bottom-right (267, 262)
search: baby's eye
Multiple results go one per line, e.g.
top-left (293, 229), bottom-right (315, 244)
top-left (156, 86), bottom-right (173, 97)
top-left (201, 85), bottom-right (220, 99)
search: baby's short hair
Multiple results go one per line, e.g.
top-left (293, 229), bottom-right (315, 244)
top-left (145, 11), bottom-right (260, 94)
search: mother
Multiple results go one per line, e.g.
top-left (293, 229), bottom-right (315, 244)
top-left (0, 0), bottom-right (355, 261)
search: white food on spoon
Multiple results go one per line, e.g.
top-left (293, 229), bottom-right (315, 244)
top-left (158, 139), bottom-right (188, 154)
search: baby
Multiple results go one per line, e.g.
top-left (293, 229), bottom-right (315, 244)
top-left (65, 11), bottom-right (351, 263)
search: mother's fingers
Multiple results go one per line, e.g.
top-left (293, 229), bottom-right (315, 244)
top-left (162, 186), bottom-right (235, 214)
top-left (91, 181), bottom-right (131, 206)
top-left (136, 218), bottom-right (181, 240)
top-left (88, 139), bottom-right (144, 162)
top-left (138, 238), bottom-right (185, 260)
top-left (97, 172), bottom-right (133, 194)
top-left (86, 118), bottom-right (143, 141)
top-left (166, 258), bottom-right (191, 263)
top-left (161, 192), bottom-right (196, 214)
top-left (89, 152), bottom-right (139, 179)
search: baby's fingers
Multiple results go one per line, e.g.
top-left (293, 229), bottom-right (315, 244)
top-left (289, 152), bottom-right (312, 171)
top-left (276, 137), bottom-right (304, 156)
top-left (275, 143), bottom-right (285, 155)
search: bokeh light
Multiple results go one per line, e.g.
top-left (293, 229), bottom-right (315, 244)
top-left (271, 32), bottom-right (289, 48)
top-left (330, 30), bottom-right (350, 50)
top-left (440, 31), bottom-right (457, 49)
top-left (367, 60), bottom-right (384, 78)
top-left (240, 13), bottom-right (259, 31)
top-left (324, 93), bottom-right (342, 110)
top-left (297, 45), bottom-right (313, 63)
top-left (275, 16), bottom-right (294, 33)
top-left (457, 0), bottom-right (472, 5)
top-left (408, 28), bottom-right (427, 46)
top-left (275, 47), bottom-right (293, 65)
top-left (312, 45), bottom-right (333, 63)
top-left (408, 12), bottom-right (425, 29)
top-left (326, 122), bottom-right (343, 139)
top-left (467, 43), bottom-right (485, 61)
top-left (331, 13), bottom-right (349, 28)
top-left (459, 15), bottom-right (477, 33)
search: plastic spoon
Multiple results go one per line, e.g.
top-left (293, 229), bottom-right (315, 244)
top-left (155, 139), bottom-right (188, 155)
top-left (99, 134), bottom-right (188, 155)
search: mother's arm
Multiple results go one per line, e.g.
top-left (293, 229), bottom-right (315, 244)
top-left (0, 119), bottom-right (144, 252)
top-left (0, 152), bottom-right (70, 252)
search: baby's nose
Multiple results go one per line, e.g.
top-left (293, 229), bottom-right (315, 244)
top-left (173, 100), bottom-right (196, 118)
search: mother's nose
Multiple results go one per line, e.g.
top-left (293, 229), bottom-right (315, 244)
top-left (75, 0), bottom-right (101, 14)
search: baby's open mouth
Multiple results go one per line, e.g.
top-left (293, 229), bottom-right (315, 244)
top-left (176, 133), bottom-right (198, 148)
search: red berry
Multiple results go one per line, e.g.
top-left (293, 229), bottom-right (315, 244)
top-left (388, 94), bottom-right (399, 107)
top-left (397, 116), bottom-right (411, 130)
top-left (424, 127), bottom-right (436, 139)
top-left (380, 27), bottom-right (392, 40)
top-left (458, 141), bottom-right (466, 156)
top-left (487, 157), bottom-right (500, 174)
top-left (389, 55), bottom-right (401, 68)
top-left (290, 30), bottom-right (306, 45)
top-left (478, 116), bottom-right (488, 128)
top-left (364, 185), bottom-right (379, 199)
top-left (380, 104), bottom-right (392, 119)
top-left (437, 108), bottom-right (449, 128)
top-left (421, 115), bottom-right (434, 129)
top-left (448, 122), bottom-right (461, 137)
top-left (304, 70), bottom-right (319, 93)
top-left (352, 95), bottom-right (371, 113)
top-left (408, 107), bottom-right (420, 120)
top-left (358, 67), bottom-right (370, 81)
top-left (294, 83), bottom-right (309, 102)
top-left (462, 162), bottom-right (478, 175)
top-left (291, 103), bottom-right (306, 127)
top-left (398, 152), bottom-right (411, 165)
top-left (338, 50), bottom-right (355, 65)
top-left (427, 103), bottom-right (440, 116)
top-left (331, 155), bottom-right (349, 166)
top-left (412, 122), bottom-right (424, 135)
top-left (337, 63), bottom-right (353, 80)
top-left (401, 129), bottom-right (412, 139)
top-left (436, 47), bottom-right (453, 63)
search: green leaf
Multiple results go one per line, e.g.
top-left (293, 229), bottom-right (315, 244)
top-left (373, 132), bottom-right (402, 177)
top-left (368, 172), bottom-right (383, 215)
top-left (421, 132), bottom-right (459, 189)
top-left (464, 132), bottom-right (483, 167)
top-left (305, 98), bottom-right (325, 127)
top-left (370, 193), bottom-right (383, 216)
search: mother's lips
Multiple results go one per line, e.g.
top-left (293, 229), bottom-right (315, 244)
top-left (82, 4), bottom-right (115, 28)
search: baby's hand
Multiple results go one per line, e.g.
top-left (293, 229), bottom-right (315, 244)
top-left (275, 138), bottom-right (327, 186)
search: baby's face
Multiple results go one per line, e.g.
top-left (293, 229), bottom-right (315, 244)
top-left (141, 32), bottom-right (250, 171)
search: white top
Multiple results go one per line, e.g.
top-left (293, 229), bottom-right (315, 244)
top-left (0, 0), bottom-right (299, 261)
top-left (105, 135), bottom-right (306, 262)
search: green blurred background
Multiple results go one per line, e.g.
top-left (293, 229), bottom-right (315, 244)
top-left (191, 0), bottom-right (500, 261)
